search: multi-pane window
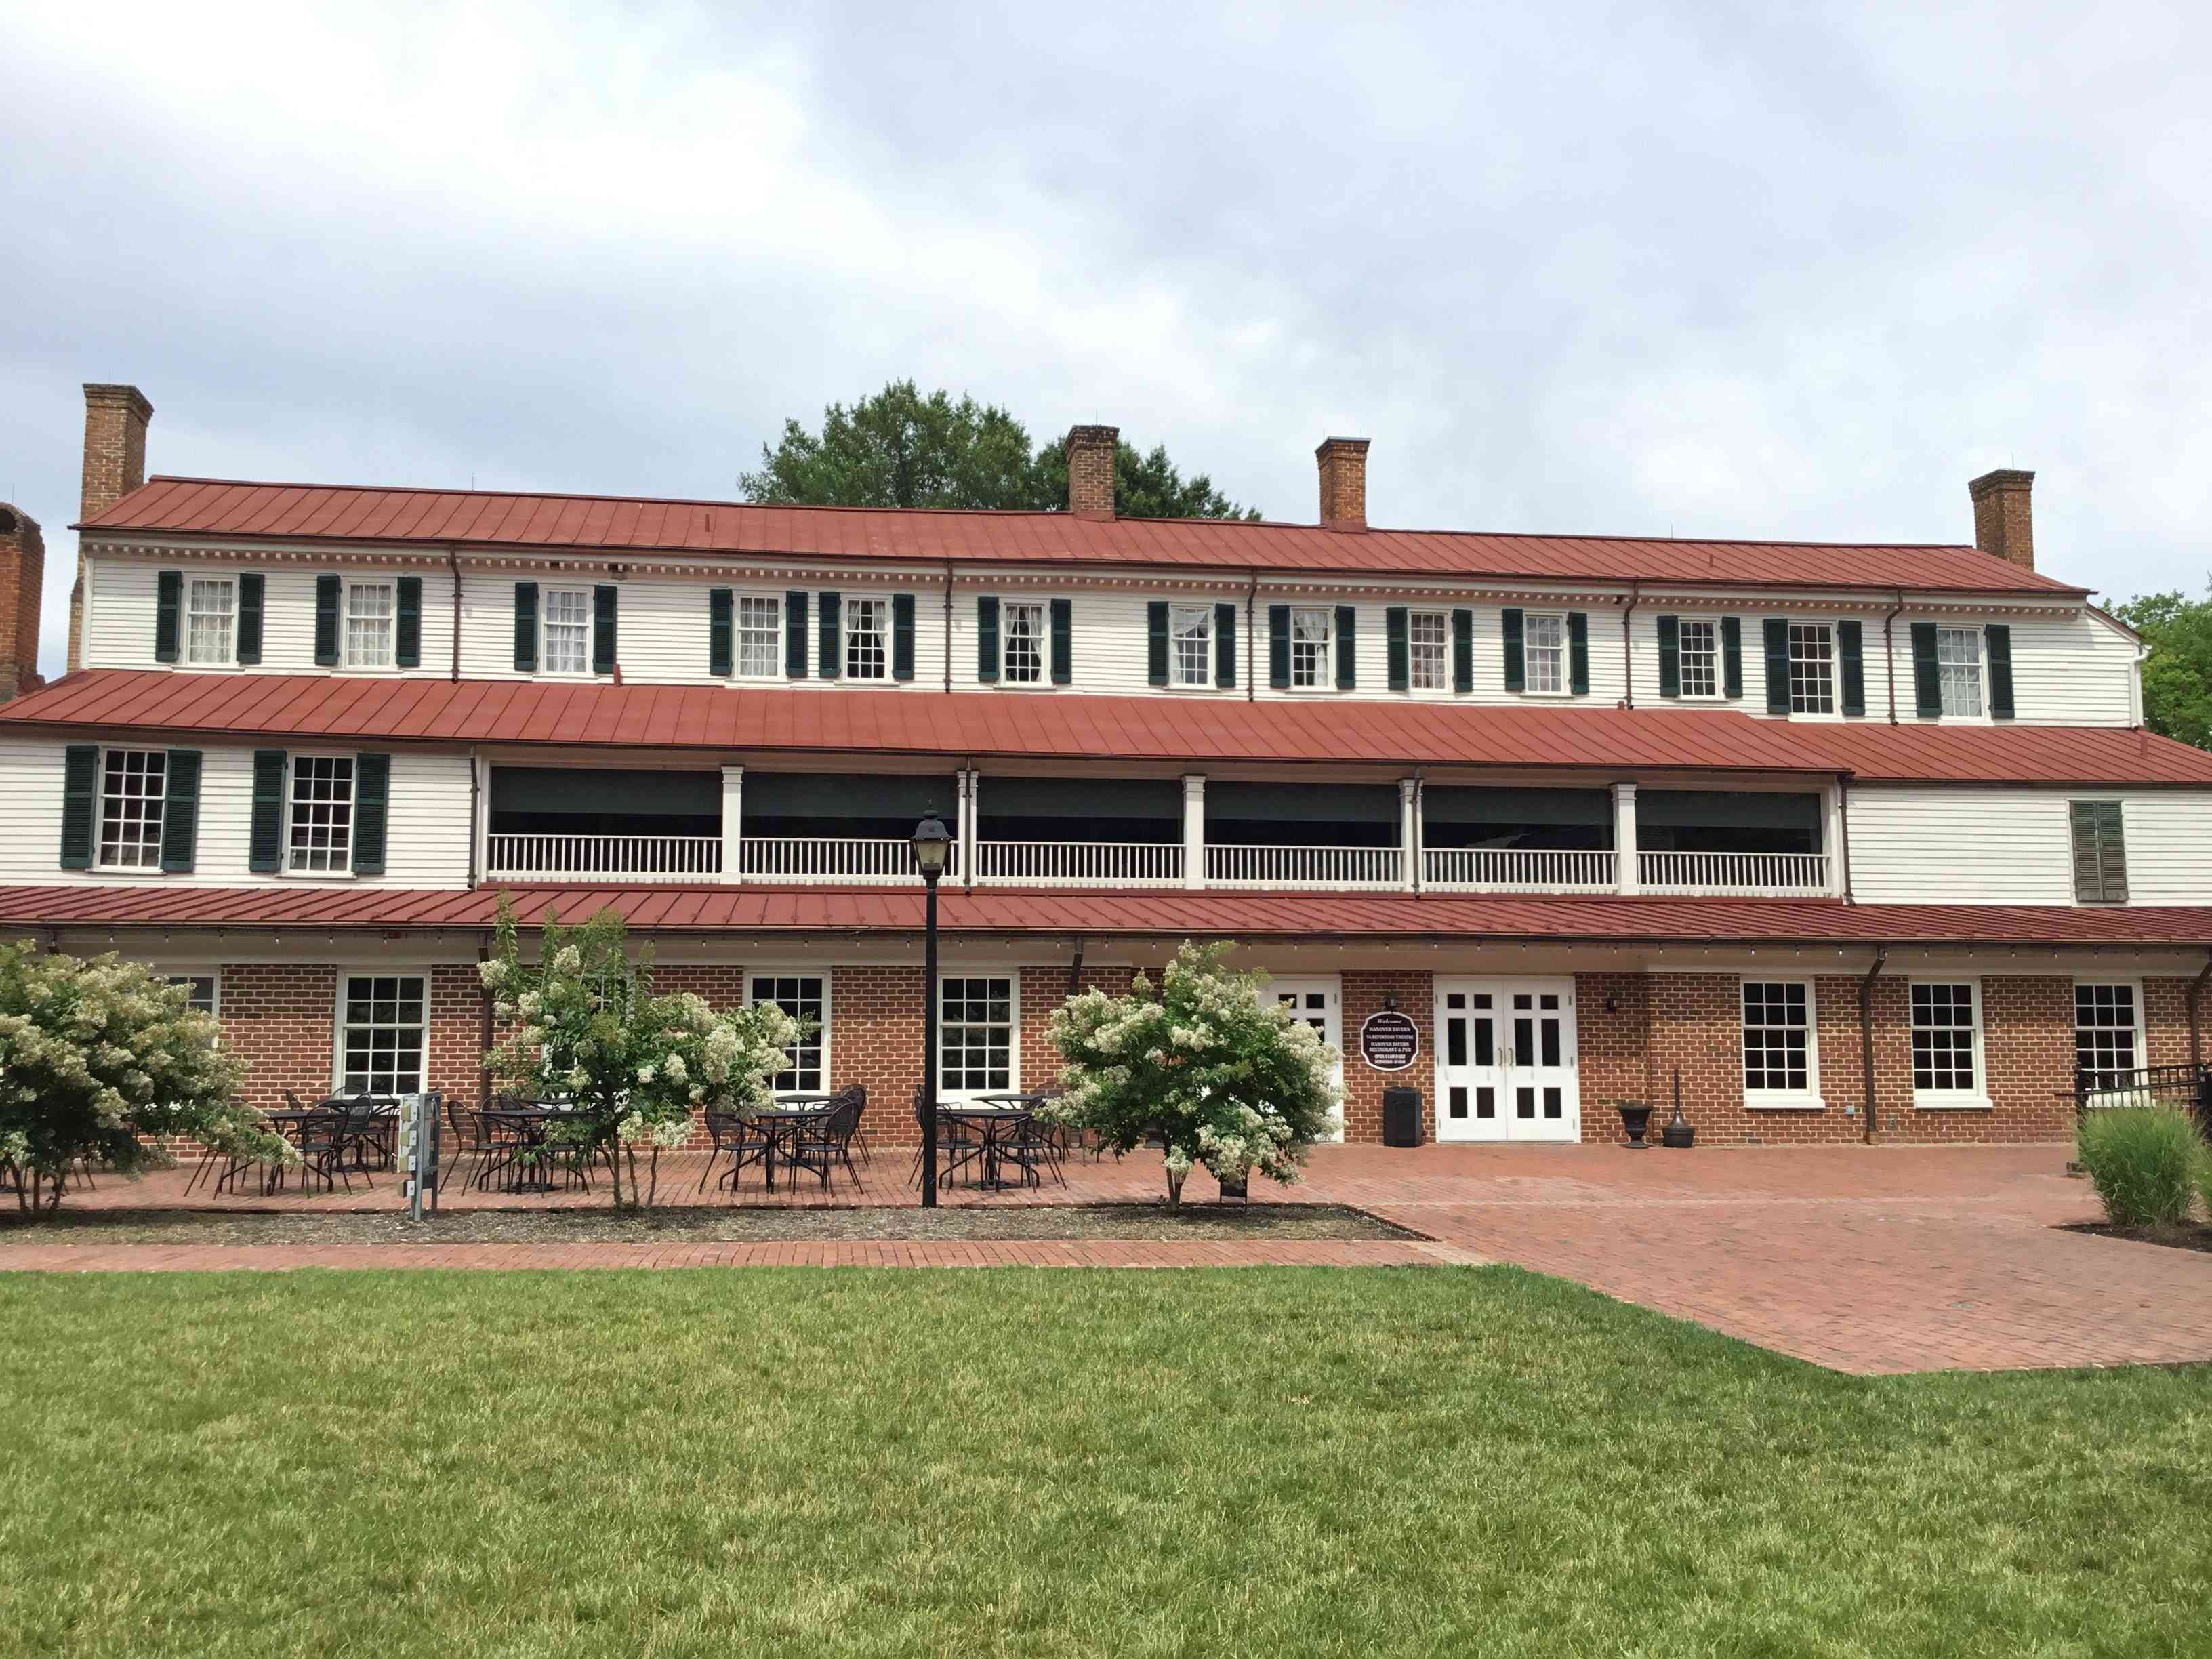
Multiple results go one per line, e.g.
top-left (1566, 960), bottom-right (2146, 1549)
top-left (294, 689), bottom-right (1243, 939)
top-left (1741, 981), bottom-right (1814, 1096)
top-left (1409, 611), bottom-right (1449, 691)
top-left (1172, 606), bottom-right (1213, 687)
top-left (1910, 982), bottom-right (1981, 1098)
top-left (1938, 628), bottom-right (1983, 717)
top-left (345, 581), bottom-right (395, 669)
top-left (846, 598), bottom-right (888, 680)
top-left (1290, 609), bottom-right (1330, 689)
top-left (287, 756), bottom-right (355, 873)
top-left (185, 578), bottom-right (236, 665)
top-left (97, 749), bottom-right (167, 869)
top-left (1002, 601), bottom-right (1045, 684)
top-left (737, 595), bottom-right (781, 677)
top-left (1789, 623), bottom-right (1835, 714)
top-left (1524, 613), bottom-right (1567, 693)
top-left (543, 589), bottom-right (592, 674)
top-left (939, 975), bottom-right (1014, 1094)
top-left (339, 974), bottom-right (426, 1096)
top-left (2073, 983), bottom-right (2139, 1090)
top-left (750, 974), bottom-right (827, 1094)
top-left (167, 973), bottom-right (219, 1016)
top-left (1678, 619), bottom-right (1719, 697)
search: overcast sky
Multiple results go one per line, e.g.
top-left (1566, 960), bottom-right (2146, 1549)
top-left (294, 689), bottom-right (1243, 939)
top-left (4, 1), bottom-right (2207, 676)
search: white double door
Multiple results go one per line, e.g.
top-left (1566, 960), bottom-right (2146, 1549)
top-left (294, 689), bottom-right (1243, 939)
top-left (1432, 978), bottom-right (1580, 1143)
top-left (1269, 977), bottom-right (1345, 1143)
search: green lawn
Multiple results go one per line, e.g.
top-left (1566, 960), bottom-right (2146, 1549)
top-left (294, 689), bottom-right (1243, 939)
top-left (2, 1268), bottom-right (2207, 1657)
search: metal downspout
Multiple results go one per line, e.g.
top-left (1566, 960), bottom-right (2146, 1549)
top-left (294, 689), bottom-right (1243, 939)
top-left (1859, 947), bottom-right (1887, 1143)
top-left (1882, 590), bottom-right (1904, 723)
top-left (448, 547), bottom-right (464, 682)
top-left (1620, 581), bottom-right (1639, 708)
top-left (1066, 936), bottom-right (1087, 996)
top-left (2190, 950), bottom-right (2212, 1070)
top-left (1246, 573), bottom-right (1258, 701)
top-left (943, 565), bottom-right (954, 693)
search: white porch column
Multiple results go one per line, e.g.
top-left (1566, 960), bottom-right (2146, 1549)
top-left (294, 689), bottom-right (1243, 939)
top-left (960, 769), bottom-right (979, 888)
top-left (1399, 777), bottom-right (1419, 893)
top-left (1612, 781), bottom-right (1640, 895)
top-left (720, 765), bottom-right (743, 881)
top-left (1182, 774), bottom-right (1206, 890)
top-left (1821, 781), bottom-right (1845, 896)
top-left (472, 752), bottom-right (492, 884)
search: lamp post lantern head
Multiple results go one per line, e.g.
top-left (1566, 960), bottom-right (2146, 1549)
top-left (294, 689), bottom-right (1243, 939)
top-left (911, 812), bottom-right (952, 879)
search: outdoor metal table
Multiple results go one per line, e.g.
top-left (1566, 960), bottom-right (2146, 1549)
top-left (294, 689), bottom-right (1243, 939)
top-left (744, 1103), bottom-right (836, 1192)
top-left (212, 1107), bottom-right (322, 1196)
top-left (941, 1098), bottom-right (1046, 1191)
top-left (483, 1107), bottom-right (574, 1194)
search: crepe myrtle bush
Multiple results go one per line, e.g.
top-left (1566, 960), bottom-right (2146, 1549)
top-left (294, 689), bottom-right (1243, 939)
top-left (0, 939), bottom-right (287, 1213)
top-left (1044, 941), bottom-right (1340, 1204)
top-left (480, 898), bottom-right (805, 1208)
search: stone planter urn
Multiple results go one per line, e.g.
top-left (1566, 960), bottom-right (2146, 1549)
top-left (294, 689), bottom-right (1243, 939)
top-left (1616, 1101), bottom-right (1653, 1149)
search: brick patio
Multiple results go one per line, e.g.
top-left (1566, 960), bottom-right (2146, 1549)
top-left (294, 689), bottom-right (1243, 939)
top-left (7, 1142), bottom-right (2209, 1376)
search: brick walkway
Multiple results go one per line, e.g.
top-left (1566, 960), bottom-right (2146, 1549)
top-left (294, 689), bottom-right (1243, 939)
top-left (8, 1143), bottom-right (2209, 1375)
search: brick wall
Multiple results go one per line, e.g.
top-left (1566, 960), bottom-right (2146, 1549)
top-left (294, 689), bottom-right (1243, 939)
top-left (218, 963), bottom-right (341, 1110)
top-left (1575, 972), bottom-right (1650, 1145)
top-left (2144, 976), bottom-right (2200, 1069)
top-left (1972, 976), bottom-right (2075, 1142)
top-left (1341, 970), bottom-right (1431, 1142)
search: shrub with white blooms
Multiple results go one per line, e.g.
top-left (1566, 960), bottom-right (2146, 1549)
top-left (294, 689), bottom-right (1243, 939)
top-left (1044, 941), bottom-right (1340, 1204)
top-left (480, 899), bottom-right (804, 1208)
top-left (0, 939), bottom-right (285, 1213)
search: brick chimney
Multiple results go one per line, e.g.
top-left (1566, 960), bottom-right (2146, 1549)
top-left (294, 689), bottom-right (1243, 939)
top-left (0, 504), bottom-right (45, 702)
top-left (1316, 436), bottom-right (1370, 529)
top-left (71, 383), bottom-right (153, 671)
top-left (1968, 468), bottom-right (2034, 573)
top-left (1064, 425), bottom-right (1118, 520)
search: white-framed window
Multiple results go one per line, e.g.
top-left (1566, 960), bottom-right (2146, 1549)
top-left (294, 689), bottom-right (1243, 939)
top-left (167, 972), bottom-right (220, 1017)
top-left (1002, 600), bottom-right (1046, 685)
top-left (1938, 627), bottom-right (1984, 718)
top-left (1910, 981), bottom-right (1985, 1106)
top-left (939, 974), bottom-right (1016, 1097)
top-left (1172, 605), bottom-right (1214, 687)
top-left (2073, 981), bottom-right (2142, 1090)
top-left (1409, 610), bottom-right (1449, 691)
top-left (287, 755), bottom-right (356, 874)
top-left (185, 577), bottom-right (236, 665)
top-left (736, 595), bottom-right (781, 678)
top-left (97, 747), bottom-right (168, 869)
top-left (1523, 611), bottom-right (1568, 695)
top-left (1290, 608), bottom-right (1331, 689)
top-left (846, 596), bottom-right (888, 680)
top-left (1740, 979), bottom-right (1820, 1105)
top-left (344, 580), bottom-right (395, 669)
top-left (337, 973), bottom-right (426, 1096)
top-left (543, 588), bottom-right (592, 675)
top-left (748, 972), bottom-right (829, 1095)
top-left (1789, 623), bottom-right (1835, 714)
top-left (1677, 617), bottom-right (1720, 699)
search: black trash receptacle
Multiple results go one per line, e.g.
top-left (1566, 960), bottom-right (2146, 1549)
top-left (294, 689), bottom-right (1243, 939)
top-left (1381, 1087), bottom-right (1423, 1147)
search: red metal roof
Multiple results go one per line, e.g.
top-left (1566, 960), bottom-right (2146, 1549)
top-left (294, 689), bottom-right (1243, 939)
top-left (79, 476), bottom-right (2085, 597)
top-left (3, 883), bottom-right (2209, 947)
top-left (1809, 722), bottom-right (2212, 787)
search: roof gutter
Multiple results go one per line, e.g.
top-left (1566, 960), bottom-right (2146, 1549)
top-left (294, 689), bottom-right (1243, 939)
top-left (1859, 947), bottom-right (1888, 1143)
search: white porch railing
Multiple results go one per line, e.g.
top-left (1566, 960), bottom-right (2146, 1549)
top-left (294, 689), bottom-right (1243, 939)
top-left (1639, 850), bottom-right (1830, 896)
top-left (487, 834), bottom-right (723, 882)
top-left (972, 840), bottom-right (1184, 888)
top-left (737, 836), bottom-right (958, 884)
top-left (1423, 847), bottom-right (1618, 893)
top-left (1205, 844), bottom-right (1404, 890)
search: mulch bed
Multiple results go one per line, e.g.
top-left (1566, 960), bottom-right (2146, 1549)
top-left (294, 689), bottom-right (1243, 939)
top-left (2060, 1221), bottom-right (2212, 1256)
top-left (0, 1202), bottom-right (1420, 1248)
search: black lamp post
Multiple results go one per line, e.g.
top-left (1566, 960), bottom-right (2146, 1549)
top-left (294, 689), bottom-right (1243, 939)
top-left (912, 811), bottom-right (953, 1207)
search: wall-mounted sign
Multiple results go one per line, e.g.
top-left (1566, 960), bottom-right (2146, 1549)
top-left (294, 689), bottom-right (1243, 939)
top-left (1359, 1009), bottom-right (1420, 1072)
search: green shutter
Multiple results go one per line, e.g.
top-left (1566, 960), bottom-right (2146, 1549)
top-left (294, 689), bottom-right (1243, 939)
top-left (1656, 615), bottom-right (1680, 697)
top-left (708, 588), bottom-right (733, 676)
top-left (1567, 611), bottom-right (1589, 695)
top-left (314, 574), bottom-right (341, 667)
top-left (1763, 619), bottom-right (1791, 714)
top-left (395, 576), bottom-right (422, 669)
top-left (1985, 624), bottom-right (2014, 719)
top-left (893, 593), bottom-right (916, 681)
top-left (249, 750), bottom-right (287, 873)
top-left (236, 573), bottom-right (264, 666)
top-left (592, 586), bottom-right (617, 674)
top-left (352, 753), bottom-right (389, 876)
top-left (159, 749), bottom-right (201, 873)
top-left (1386, 607), bottom-right (1410, 691)
top-left (1452, 609), bottom-right (1473, 693)
top-left (1502, 608), bottom-right (1525, 692)
top-left (1049, 598), bottom-right (1071, 685)
top-left (1268, 605), bottom-right (1290, 689)
top-left (785, 591), bottom-right (808, 679)
top-left (1838, 620), bottom-right (1866, 716)
top-left (1214, 602), bottom-right (1237, 689)
top-left (817, 591), bottom-right (841, 680)
top-left (154, 570), bottom-right (182, 663)
top-left (978, 597), bottom-right (1000, 684)
top-left (1721, 617), bottom-right (1743, 699)
top-left (1910, 621), bottom-right (1941, 718)
top-left (2070, 800), bottom-right (2129, 904)
top-left (1334, 605), bottom-right (1357, 690)
top-left (512, 582), bottom-right (538, 672)
top-left (59, 745), bottom-right (97, 869)
top-left (1146, 601), bottom-right (1169, 686)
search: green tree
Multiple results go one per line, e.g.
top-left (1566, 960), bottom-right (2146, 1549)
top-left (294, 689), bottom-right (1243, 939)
top-left (2112, 585), bottom-right (2212, 751)
top-left (741, 380), bottom-right (1259, 519)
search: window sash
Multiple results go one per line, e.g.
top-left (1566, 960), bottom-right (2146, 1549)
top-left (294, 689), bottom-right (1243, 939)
top-left (2072, 982), bottom-right (2139, 1088)
top-left (1938, 628), bottom-right (1983, 717)
top-left (344, 582), bottom-right (396, 669)
top-left (1409, 611), bottom-right (1449, 691)
top-left (1523, 613), bottom-right (1567, 694)
top-left (97, 748), bottom-right (167, 869)
top-left (185, 579), bottom-right (236, 665)
top-left (750, 974), bottom-right (827, 1094)
top-left (1909, 981), bottom-right (1980, 1095)
top-left (846, 598), bottom-right (888, 680)
top-left (542, 589), bottom-right (592, 675)
top-left (1789, 623), bottom-right (1835, 714)
top-left (1171, 607), bottom-right (1212, 686)
top-left (167, 973), bottom-right (220, 1017)
top-left (939, 975), bottom-right (1014, 1094)
top-left (1002, 602), bottom-right (1046, 684)
top-left (339, 973), bottom-right (426, 1096)
top-left (287, 755), bottom-right (356, 873)
top-left (735, 595), bottom-right (781, 678)
top-left (1677, 619), bottom-right (1719, 698)
top-left (1290, 609), bottom-right (1330, 689)
top-left (1740, 980), bottom-right (1813, 1094)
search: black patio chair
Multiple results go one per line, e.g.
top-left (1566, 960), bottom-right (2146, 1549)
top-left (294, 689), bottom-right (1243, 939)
top-left (697, 1109), bottom-right (773, 1195)
top-left (292, 1107), bottom-right (364, 1194)
top-left (444, 1097), bottom-right (497, 1194)
top-left (786, 1088), bottom-right (866, 1194)
top-left (909, 1086), bottom-right (982, 1190)
top-left (994, 1106), bottom-right (1067, 1190)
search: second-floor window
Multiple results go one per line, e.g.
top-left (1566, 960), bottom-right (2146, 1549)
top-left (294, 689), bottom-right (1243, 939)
top-left (1524, 613), bottom-right (1568, 694)
top-left (1677, 619), bottom-right (1719, 697)
top-left (288, 755), bottom-right (355, 873)
top-left (98, 748), bottom-right (167, 869)
top-left (1789, 623), bottom-right (1835, 714)
top-left (1938, 628), bottom-right (1984, 717)
top-left (186, 578), bottom-right (235, 665)
top-left (1172, 606), bottom-right (1213, 687)
top-left (543, 589), bottom-right (592, 674)
top-left (1002, 601), bottom-right (1046, 684)
top-left (345, 581), bottom-right (395, 669)
top-left (1290, 608), bottom-right (1331, 689)
top-left (737, 595), bottom-right (781, 677)
top-left (846, 597), bottom-right (888, 680)
top-left (1409, 611), bottom-right (1449, 691)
